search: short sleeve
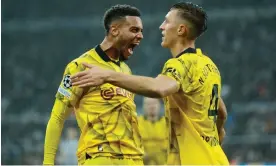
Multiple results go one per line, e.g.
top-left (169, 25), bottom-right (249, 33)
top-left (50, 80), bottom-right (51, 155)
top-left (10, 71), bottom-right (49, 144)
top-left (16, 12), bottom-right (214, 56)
top-left (161, 58), bottom-right (191, 92)
top-left (55, 61), bottom-right (85, 107)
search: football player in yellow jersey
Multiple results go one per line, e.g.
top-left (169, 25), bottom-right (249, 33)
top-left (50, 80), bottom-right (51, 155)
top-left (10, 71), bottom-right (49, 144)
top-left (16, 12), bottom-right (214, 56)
top-left (71, 1), bottom-right (229, 165)
top-left (43, 4), bottom-right (144, 165)
top-left (138, 97), bottom-right (168, 165)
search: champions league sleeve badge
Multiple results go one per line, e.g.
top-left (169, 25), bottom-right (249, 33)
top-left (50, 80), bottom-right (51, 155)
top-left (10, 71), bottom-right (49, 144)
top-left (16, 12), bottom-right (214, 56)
top-left (63, 74), bottom-right (72, 88)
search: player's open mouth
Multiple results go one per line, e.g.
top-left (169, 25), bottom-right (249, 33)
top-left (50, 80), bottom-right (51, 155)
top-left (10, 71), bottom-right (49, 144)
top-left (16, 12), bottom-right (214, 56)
top-left (127, 43), bottom-right (138, 55)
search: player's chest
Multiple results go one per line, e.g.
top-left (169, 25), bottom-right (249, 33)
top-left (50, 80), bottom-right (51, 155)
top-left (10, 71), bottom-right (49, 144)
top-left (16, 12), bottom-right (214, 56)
top-left (82, 61), bottom-right (134, 102)
top-left (100, 61), bottom-right (129, 74)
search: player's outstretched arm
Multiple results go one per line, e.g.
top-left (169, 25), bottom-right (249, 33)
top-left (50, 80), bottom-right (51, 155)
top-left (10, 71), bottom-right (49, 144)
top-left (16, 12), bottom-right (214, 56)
top-left (217, 98), bottom-right (227, 145)
top-left (71, 63), bottom-right (179, 98)
top-left (43, 99), bottom-right (73, 165)
top-left (108, 73), bottom-right (179, 98)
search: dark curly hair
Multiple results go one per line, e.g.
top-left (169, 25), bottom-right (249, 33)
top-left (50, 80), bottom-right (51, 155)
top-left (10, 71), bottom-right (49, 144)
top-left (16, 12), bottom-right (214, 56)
top-left (103, 4), bottom-right (141, 34)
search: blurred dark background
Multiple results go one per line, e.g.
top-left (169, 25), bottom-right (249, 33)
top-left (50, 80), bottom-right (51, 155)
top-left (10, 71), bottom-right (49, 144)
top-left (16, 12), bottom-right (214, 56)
top-left (2, 0), bottom-right (276, 164)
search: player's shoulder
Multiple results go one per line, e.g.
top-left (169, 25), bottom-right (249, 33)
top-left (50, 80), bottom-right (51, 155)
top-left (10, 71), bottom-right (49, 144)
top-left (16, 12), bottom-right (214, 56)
top-left (65, 48), bottom-right (99, 69)
top-left (73, 48), bottom-right (98, 65)
top-left (200, 52), bottom-right (220, 71)
top-left (165, 57), bottom-right (178, 64)
top-left (205, 55), bottom-right (218, 68)
top-left (166, 48), bottom-right (199, 66)
top-left (195, 48), bottom-right (215, 63)
top-left (164, 57), bottom-right (183, 67)
top-left (164, 57), bottom-right (189, 73)
top-left (179, 48), bottom-right (217, 67)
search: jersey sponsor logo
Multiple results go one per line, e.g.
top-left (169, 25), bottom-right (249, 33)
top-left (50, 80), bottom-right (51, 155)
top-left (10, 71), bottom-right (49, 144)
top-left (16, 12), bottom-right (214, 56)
top-left (58, 86), bottom-right (71, 98)
top-left (63, 74), bottom-right (72, 88)
top-left (100, 87), bottom-right (134, 100)
top-left (101, 87), bottom-right (115, 100)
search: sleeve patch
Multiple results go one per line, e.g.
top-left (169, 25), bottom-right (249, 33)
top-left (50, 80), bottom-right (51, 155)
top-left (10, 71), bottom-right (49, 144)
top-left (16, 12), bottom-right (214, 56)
top-left (63, 74), bottom-right (72, 88)
top-left (58, 86), bottom-right (71, 98)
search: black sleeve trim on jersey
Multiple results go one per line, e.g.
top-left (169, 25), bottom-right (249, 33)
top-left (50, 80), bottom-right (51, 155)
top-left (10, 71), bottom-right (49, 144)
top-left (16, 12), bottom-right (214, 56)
top-left (176, 47), bottom-right (196, 58)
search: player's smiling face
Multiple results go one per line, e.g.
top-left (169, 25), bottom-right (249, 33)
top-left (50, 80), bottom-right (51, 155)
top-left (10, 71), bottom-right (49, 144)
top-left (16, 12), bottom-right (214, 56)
top-left (159, 9), bottom-right (182, 48)
top-left (116, 16), bottom-right (143, 59)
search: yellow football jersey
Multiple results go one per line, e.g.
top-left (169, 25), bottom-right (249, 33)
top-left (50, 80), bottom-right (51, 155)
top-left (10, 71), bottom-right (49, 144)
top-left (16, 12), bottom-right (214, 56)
top-left (138, 116), bottom-right (168, 165)
top-left (56, 45), bottom-right (144, 163)
top-left (161, 48), bottom-right (229, 165)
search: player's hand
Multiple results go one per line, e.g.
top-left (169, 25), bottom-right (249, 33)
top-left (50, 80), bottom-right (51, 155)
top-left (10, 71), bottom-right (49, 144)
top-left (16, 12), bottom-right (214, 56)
top-left (218, 128), bottom-right (226, 145)
top-left (71, 62), bottom-right (111, 88)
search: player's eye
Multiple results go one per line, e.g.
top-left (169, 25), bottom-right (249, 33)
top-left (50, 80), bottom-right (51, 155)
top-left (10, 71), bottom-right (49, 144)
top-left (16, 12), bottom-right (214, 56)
top-left (131, 28), bottom-right (139, 33)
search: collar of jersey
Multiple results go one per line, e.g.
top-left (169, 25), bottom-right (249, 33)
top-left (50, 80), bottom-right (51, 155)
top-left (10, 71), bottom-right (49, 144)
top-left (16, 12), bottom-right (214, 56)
top-left (175, 47), bottom-right (197, 58)
top-left (95, 45), bottom-right (122, 66)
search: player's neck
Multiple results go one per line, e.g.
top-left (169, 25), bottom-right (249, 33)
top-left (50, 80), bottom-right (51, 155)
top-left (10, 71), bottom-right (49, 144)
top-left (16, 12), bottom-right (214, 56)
top-left (100, 38), bottom-right (120, 61)
top-left (170, 41), bottom-right (195, 58)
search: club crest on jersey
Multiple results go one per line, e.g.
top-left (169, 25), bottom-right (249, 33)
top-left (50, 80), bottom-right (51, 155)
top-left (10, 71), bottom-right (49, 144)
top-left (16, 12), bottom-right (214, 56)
top-left (63, 74), bottom-right (72, 88)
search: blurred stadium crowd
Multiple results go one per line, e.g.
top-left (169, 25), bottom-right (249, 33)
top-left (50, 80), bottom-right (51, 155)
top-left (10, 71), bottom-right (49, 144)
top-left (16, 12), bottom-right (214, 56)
top-left (2, 0), bottom-right (276, 164)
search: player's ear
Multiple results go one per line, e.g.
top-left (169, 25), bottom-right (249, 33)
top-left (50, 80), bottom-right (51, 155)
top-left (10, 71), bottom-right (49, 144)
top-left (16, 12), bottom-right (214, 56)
top-left (177, 24), bottom-right (188, 37)
top-left (110, 25), bottom-right (120, 37)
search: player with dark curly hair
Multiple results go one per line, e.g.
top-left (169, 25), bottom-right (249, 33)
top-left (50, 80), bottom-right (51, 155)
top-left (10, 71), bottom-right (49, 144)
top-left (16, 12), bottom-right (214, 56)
top-left (43, 4), bottom-right (144, 165)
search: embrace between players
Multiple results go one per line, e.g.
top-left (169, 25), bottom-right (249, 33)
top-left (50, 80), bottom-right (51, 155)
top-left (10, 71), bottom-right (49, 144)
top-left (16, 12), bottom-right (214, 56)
top-left (43, 2), bottom-right (229, 165)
